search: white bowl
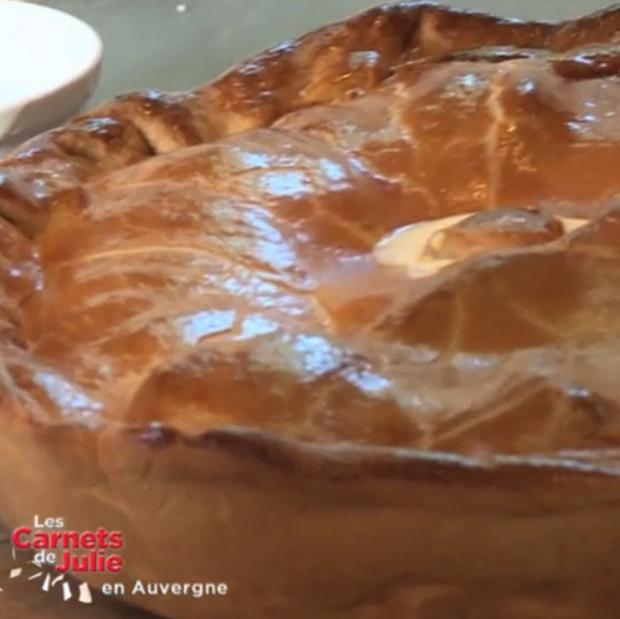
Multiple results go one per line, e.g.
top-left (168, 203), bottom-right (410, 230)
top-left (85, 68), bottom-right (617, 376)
top-left (0, 0), bottom-right (102, 153)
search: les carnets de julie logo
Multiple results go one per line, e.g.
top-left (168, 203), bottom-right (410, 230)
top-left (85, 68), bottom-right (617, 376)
top-left (13, 516), bottom-right (125, 574)
top-left (5, 515), bottom-right (229, 605)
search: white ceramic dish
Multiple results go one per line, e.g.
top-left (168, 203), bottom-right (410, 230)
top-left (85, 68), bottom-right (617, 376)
top-left (0, 0), bottom-right (102, 154)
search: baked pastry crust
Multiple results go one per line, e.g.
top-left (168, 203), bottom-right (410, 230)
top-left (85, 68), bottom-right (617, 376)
top-left (3, 3), bottom-right (620, 617)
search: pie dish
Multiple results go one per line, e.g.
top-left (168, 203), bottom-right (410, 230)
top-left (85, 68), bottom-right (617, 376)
top-left (0, 0), bottom-right (102, 154)
top-left (2, 2), bottom-right (620, 618)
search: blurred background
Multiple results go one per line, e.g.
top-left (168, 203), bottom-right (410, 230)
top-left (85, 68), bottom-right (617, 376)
top-left (35, 0), bottom-right (619, 107)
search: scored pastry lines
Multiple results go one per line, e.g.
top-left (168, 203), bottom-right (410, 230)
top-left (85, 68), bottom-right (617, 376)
top-left (70, 242), bottom-right (311, 294)
top-left (444, 288), bottom-right (466, 361)
top-left (310, 199), bottom-right (376, 248)
top-left (392, 84), bottom-right (442, 216)
top-left (72, 244), bottom-right (230, 265)
top-left (0, 355), bottom-right (51, 422)
top-left (429, 377), bottom-right (539, 449)
top-left (505, 297), bottom-right (566, 340)
top-left (486, 74), bottom-right (507, 211)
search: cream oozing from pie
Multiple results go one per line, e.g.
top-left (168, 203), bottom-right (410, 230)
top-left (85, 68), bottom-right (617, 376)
top-left (374, 210), bottom-right (590, 277)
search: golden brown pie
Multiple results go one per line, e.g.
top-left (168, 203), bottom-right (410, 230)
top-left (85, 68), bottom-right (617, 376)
top-left (2, 3), bottom-right (620, 618)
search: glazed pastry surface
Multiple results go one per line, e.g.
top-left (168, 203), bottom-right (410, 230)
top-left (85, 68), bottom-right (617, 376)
top-left (2, 4), bottom-right (620, 618)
